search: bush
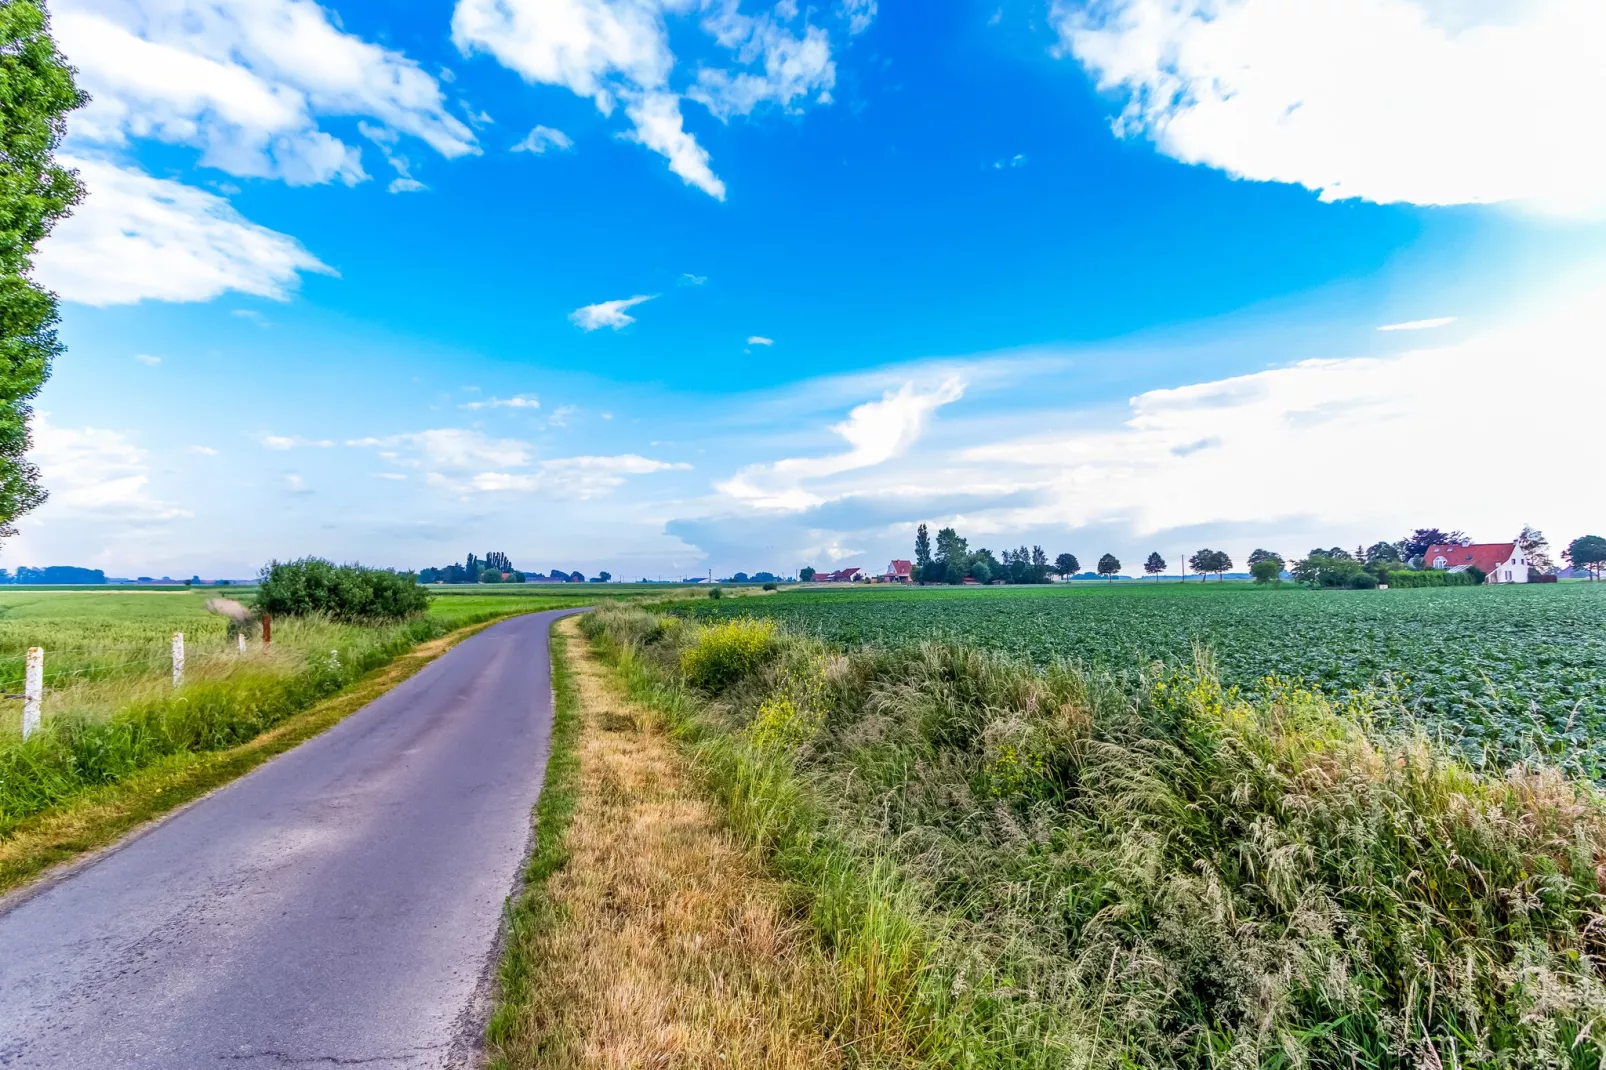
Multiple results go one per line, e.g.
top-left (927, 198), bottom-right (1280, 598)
top-left (679, 618), bottom-right (775, 691)
top-left (762, 582), bottom-right (778, 591)
top-left (256, 558), bottom-right (428, 620)
top-left (1387, 569), bottom-right (1478, 588)
top-left (708, 587), bottom-right (723, 599)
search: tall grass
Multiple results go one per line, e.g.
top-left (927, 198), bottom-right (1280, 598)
top-left (582, 603), bottom-right (1606, 1069)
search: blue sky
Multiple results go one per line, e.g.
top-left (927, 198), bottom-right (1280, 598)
top-left (9, 0), bottom-right (1604, 579)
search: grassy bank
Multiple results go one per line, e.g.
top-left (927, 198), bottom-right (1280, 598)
top-left (581, 603), bottom-right (1606, 1069)
top-left (488, 616), bottom-right (839, 1069)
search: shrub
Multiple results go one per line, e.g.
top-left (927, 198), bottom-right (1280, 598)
top-left (256, 558), bottom-right (428, 620)
top-left (679, 618), bottom-right (775, 691)
top-left (762, 582), bottom-right (777, 591)
top-left (1387, 569), bottom-right (1477, 588)
top-left (708, 586), bottom-right (723, 599)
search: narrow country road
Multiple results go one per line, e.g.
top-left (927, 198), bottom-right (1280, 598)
top-left (0, 608), bottom-right (580, 1069)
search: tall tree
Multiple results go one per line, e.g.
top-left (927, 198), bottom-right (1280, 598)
top-left (1402, 528), bottom-right (1469, 560)
top-left (0, 0), bottom-right (85, 543)
top-left (1053, 552), bottom-right (1078, 579)
top-left (1246, 548), bottom-right (1282, 569)
top-left (914, 523), bottom-right (931, 568)
top-left (1563, 536), bottom-right (1606, 581)
top-left (1517, 525), bottom-right (1554, 573)
top-left (1097, 553), bottom-right (1120, 579)
top-left (1188, 548), bottom-right (1232, 581)
top-left (1144, 551), bottom-right (1165, 579)
top-left (1364, 541), bottom-right (1401, 566)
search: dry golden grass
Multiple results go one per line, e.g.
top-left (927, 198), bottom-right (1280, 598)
top-left (506, 616), bottom-right (840, 1070)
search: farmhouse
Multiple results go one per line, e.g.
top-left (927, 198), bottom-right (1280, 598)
top-left (1425, 542), bottom-right (1529, 584)
top-left (882, 559), bottom-right (913, 583)
top-left (810, 567), bottom-right (863, 583)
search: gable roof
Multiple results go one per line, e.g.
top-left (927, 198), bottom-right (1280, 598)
top-left (887, 559), bottom-right (913, 578)
top-left (1425, 542), bottom-right (1517, 574)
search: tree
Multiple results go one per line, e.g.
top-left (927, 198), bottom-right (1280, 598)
top-left (1097, 553), bottom-right (1120, 579)
top-left (1563, 536), bottom-right (1606, 581)
top-left (1364, 541), bottom-right (1401, 566)
top-left (1144, 552), bottom-right (1165, 579)
top-left (1402, 528), bottom-right (1468, 560)
top-left (799, 566), bottom-right (816, 582)
top-left (0, 1), bottom-right (85, 545)
top-left (1517, 525), bottom-right (1554, 573)
top-left (970, 560), bottom-right (992, 584)
top-left (1290, 552), bottom-right (1371, 589)
top-left (1053, 552), bottom-right (1078, 579)
top-left (934, 526), bottom-right (969, 584)
top-left (1251, 558), bottom-right (1281, 584)
top-left (481, 568), bottom-right (502, 583)
top-left (1188, 548), bottom-right (1232, 581)
top-left (1247, 548), bottom-right (1282, 569)
top-left (731, 572), bottom-right (750, 583)
top-left (914, 523), bottom-right (931, 569)
top-left (1031, 545), bottom-right (1048, 572)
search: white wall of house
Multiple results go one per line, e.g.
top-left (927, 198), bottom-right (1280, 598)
top-left (1488, 547), bottom-right (1529, 584)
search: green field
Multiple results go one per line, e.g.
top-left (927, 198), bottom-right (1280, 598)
top-left (687, 581), bottom-right (1606, 771)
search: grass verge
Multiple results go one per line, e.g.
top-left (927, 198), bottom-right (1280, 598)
top-left (0, 616), bottom-right (507, 897)
top-left (580, 602), bottom-right (1606, 1069)
top-left (486, 615), bottom-right (839, 1070)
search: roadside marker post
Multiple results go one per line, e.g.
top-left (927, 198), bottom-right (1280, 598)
top-left (172, 632), bottom-right (185, 688)
top-left (21, 647), bottom-right (42, 740)
top-left (262, 614), bottom-right (272, 648)
top-left (237, 633), bottom-right (246, 655)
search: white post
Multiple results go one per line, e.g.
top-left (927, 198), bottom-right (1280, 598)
top-left (172, 632), bottom-right (185, 688)
top-left (21, 647), bottom-right (42, 740)
top-left (237, 633), bottom-right (246, 655)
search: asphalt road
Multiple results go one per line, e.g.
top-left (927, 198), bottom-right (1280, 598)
top-left (0, 608), bottom-right (578, 1069)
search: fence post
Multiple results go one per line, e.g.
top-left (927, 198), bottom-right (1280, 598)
top-left (262, 613), bottom-right (271, 648)
top-left (21, 647), bottom-right (42, 740)
top-left (172, 632), bottom-right (185, 688)
top-left (237, 633), bottom-right (246, 655)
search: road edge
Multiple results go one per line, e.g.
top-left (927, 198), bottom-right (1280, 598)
top-left (0, 613), bottom-right (518, 907)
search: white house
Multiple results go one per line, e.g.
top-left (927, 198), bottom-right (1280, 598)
top-left (1424, 542), bottom-right (1529, 584)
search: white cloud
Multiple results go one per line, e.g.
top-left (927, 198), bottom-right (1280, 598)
top-left (188, 444), bottom-right (218, 455)
top-left (548, 405), bottom-right (577, 427)
top-left (56, 0), bottom-right (477, 187)
top-left (513, 125), bottom-right (574, 153)
top-left (1054, 0), bottom-right (1606, 216)
top-left (34, 158), bottom-right (332, 305)
top-left (388, 177), bottom-right (427, 193)
top-left (747, 335), bottom-right (774, 346)
top-left (842, 0), bottom-right (877, 35)
top-left (348, 427), bottom-right (684, 499)
top-left (570, 294), bottom-right (655, 331)
top-left (718, 377), bottom-right (965, 510)
top-left (1378, 316), bottom-right (1457, 331)
top-left (349, 428), bottom-right (534, 471)
top-left (134, 353), bottom-right (162, 365)
top-left (461, 394), bottom-right (541, 410)
top-left (27, 415), bottom-right (191, 521)
top-left (451, 0), bottom-right (839, 199)
top-left (680, 272), bottom-right (708, 285)
top-left (475, 454), bottom-right (691, 499)
top-left (688, 5), bottom-right (835, 121)
top-left (260, 434), bottom-right (333, 449)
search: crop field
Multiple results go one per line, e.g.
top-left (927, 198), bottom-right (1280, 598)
top-left (689, 581), bottom-right (1606, 771)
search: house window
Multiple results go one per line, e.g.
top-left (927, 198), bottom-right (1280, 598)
top-left (1432, 556), bottom-right (1447, 569)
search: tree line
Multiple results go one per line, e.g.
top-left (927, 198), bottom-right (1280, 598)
top-left (904, 524), bottom-right (1606, 588)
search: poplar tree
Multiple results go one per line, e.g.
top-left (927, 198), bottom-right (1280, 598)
top-left (0, 0), bottom-right (85, 541)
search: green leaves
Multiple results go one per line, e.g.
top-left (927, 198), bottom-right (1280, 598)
top-left (0, 0), bottom-right (86, 540)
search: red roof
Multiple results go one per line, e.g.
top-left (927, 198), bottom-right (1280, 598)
top-left (825, 567), bottom-right (862, 582)
top-left (1425, 542), bottom-right (1516, 574)
top-left (887, 559), bottom-right (913, 578)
